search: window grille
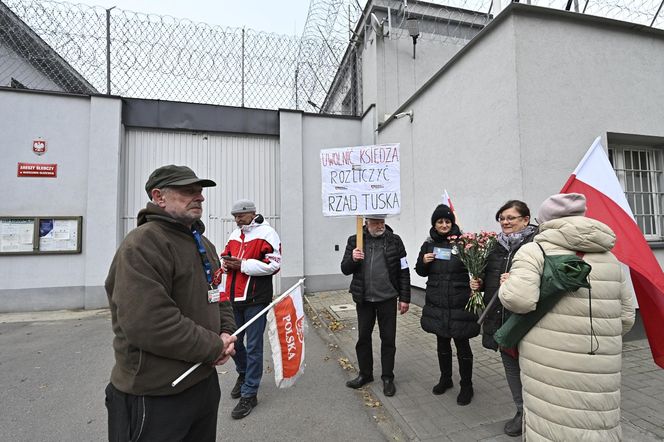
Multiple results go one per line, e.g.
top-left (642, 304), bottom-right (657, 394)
top-left (609, 145), bottom-right (664, 239)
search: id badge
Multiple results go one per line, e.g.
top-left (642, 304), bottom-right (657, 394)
top-left (433, 247), bottom-right (452, 260)
top-left (208, 287), bottom-right (221, 303)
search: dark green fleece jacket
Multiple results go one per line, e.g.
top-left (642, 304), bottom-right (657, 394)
top-left (105, 203), bottom-right (236, 395)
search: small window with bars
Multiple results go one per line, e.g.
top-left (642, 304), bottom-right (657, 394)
top-left (608, 145), bottom-right (664, 240)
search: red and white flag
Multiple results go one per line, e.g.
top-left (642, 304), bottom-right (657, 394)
top-left (441, 189), bottom-right (455, 212)
top-left (442, 189), bottom-right (461, 226)
top-left (267, 282), bottom-right (307, 387)
top-left (561, 136), bottom-right (664, 368)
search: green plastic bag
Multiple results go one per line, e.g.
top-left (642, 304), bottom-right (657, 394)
top-left (493, 242), bottom-right (592, 349)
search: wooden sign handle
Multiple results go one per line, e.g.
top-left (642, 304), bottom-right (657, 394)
top-left (356, 216), bottom-right (364, 250)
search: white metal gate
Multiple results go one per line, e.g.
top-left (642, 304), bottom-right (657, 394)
top-left (121, 127), bottom-right (281, 291)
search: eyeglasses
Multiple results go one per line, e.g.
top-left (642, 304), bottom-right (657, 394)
top-left (498, 215), bottom-right (524, 223)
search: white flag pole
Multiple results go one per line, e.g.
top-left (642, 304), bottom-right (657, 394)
top-left (172, 278), bottom-right (306, 387)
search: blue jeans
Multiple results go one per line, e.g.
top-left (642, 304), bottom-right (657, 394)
top-left (232, 304), bottom-right (268, 398)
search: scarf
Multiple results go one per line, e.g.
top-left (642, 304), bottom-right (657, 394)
top-left (496, 224), bottom-right (537, 252)
top-left (428, 224), bottom-right (462, 243)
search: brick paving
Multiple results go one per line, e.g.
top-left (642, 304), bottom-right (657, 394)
top-left (306, 290), bottom-right (664, 441)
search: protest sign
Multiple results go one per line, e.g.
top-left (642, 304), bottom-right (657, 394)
top-left (320, 144), bottom-right (400, 217)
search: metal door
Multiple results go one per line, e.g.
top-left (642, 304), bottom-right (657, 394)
top-left (122, 127), bottom-right (281, 291)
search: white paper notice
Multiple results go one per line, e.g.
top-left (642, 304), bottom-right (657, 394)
top-left (39, 219), bottom-right (79, 252)
top-left (0, 219), bottom-right (35, 252)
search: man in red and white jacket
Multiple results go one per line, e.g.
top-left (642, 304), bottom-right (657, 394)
top-left (220, 199), bottom-right (281, 420)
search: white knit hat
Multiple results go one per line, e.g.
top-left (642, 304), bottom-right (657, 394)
top-left (537, 193), bottom-right (587, 223)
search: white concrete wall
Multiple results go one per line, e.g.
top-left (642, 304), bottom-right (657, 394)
top-left (512, 9), bottom-right (664, 264)
top-left (361, 29), bottom-right (379, 116)
top-left (279, 110), bottom-right (305, 289)
top-left (299, 114), bottom-right (364, 292)
top-left (513, 11), bottom-right (664, 212)
top-left (377, 7), bottom-right (664, 287)
top-left (377, 14), bottom-right (522, 288)
top-left (378, 35), bottom-right (466, 121)
top-left (0, 89), bottom-right (122, 311)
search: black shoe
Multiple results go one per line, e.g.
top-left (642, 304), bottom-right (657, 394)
top-left (456, 385), bottom-right (474, 406)
top-left (383, 378), bottom-right (396, 397)
top-left (432, 378), bottom-right (453, 395)
top-left (230, 375), bottom-right (244, 399)
top-left (504, 410), bottom-right (523, 437)
top-left (231, 395), bottom-right (257, 420)
top-left (346, 374), bottom-right (374, 389)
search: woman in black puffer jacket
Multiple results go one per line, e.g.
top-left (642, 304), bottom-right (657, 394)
top-left (472, 200), bottom-right (536, 437)
top-left (415, 204), bottom-right (479, 406)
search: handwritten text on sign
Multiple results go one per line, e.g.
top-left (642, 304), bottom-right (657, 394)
top-left (321, 144), bottom-right (400, 216)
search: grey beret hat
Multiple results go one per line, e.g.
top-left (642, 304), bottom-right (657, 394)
top-left (231, 199), bottom-right (257, 215)
top-left (365, 214), bottom-right (387, 220)
top-left (537, 193), bottom-right (587, 223)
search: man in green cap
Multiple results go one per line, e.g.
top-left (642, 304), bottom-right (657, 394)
top-left (105, 164), bottom-right (237, 441)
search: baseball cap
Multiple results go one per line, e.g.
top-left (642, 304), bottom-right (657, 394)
top-left (145, 165), bottom-right (216, 197)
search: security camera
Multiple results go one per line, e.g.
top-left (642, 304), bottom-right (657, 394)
top-left (394, 110), bottom-right (414, 122)
top-left (370, 13), bottom-right (388, 38)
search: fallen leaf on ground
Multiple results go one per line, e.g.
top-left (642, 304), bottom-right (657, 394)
top-left (338, 357), bottom-right (354, 371)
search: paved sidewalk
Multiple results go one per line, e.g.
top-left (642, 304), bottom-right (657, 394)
top-left (305, 290), bottom-right (664, 441)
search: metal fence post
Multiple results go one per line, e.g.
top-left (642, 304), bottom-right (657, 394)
top-left (105, 6), bottom-right (115, 95)
top-left (294, 65), bottom-right (299, 110)
top-left (652, 0), bottom-right (664, 27)
top-left (241, 27), bottom-right (245, 107)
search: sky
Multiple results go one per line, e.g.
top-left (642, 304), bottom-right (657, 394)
top-left (72, 0), bottom-right (313, 36)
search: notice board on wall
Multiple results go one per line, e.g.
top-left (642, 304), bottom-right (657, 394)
top-left (0, 216), bottom-right (82, 255)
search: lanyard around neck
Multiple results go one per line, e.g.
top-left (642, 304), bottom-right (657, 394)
top-left (191, 229), bottom-right (213, 286)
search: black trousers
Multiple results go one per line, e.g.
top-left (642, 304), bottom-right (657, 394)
top-left (436, 336), bottom-right (473, 358)
top-left (105, 372), bottom-right (220, 442)
top-left (355, 298), bottom-right (397, 380)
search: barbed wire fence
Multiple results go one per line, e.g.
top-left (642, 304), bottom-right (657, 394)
top-left (1, 0), bottom-right (663, 116)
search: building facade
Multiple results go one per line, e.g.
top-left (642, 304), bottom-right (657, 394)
top-left (1, 2), bottom-right (663, 310)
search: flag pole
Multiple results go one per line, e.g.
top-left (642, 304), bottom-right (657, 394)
top-left (356, 216), bottom-right (364, 250)
top-left (172, 278), bottom-right (306, 387)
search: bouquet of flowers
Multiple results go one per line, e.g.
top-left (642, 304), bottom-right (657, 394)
top-left (448, 231), bottom-right (498, 315)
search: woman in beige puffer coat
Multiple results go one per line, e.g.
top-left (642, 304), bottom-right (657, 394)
top-left (498, 193), bottom-right (635, 441)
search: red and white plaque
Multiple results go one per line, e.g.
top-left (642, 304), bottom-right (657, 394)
top-left (17, 163), bottom-right (57, 178)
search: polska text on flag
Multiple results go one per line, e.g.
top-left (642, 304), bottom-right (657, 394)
top-left (267, 282), bottom-right (307, 387)
top-left (561, 136), bottom-right (664, 369)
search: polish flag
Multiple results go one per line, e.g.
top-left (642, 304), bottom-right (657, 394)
top-left (267, 283), bottom-right (307, 387)
top-left (442, 189), bottom-right (460, 226)
top-left (561, 136), bottom-right (664, 368)
top-left (441, 189), bottom-right (455, 212)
